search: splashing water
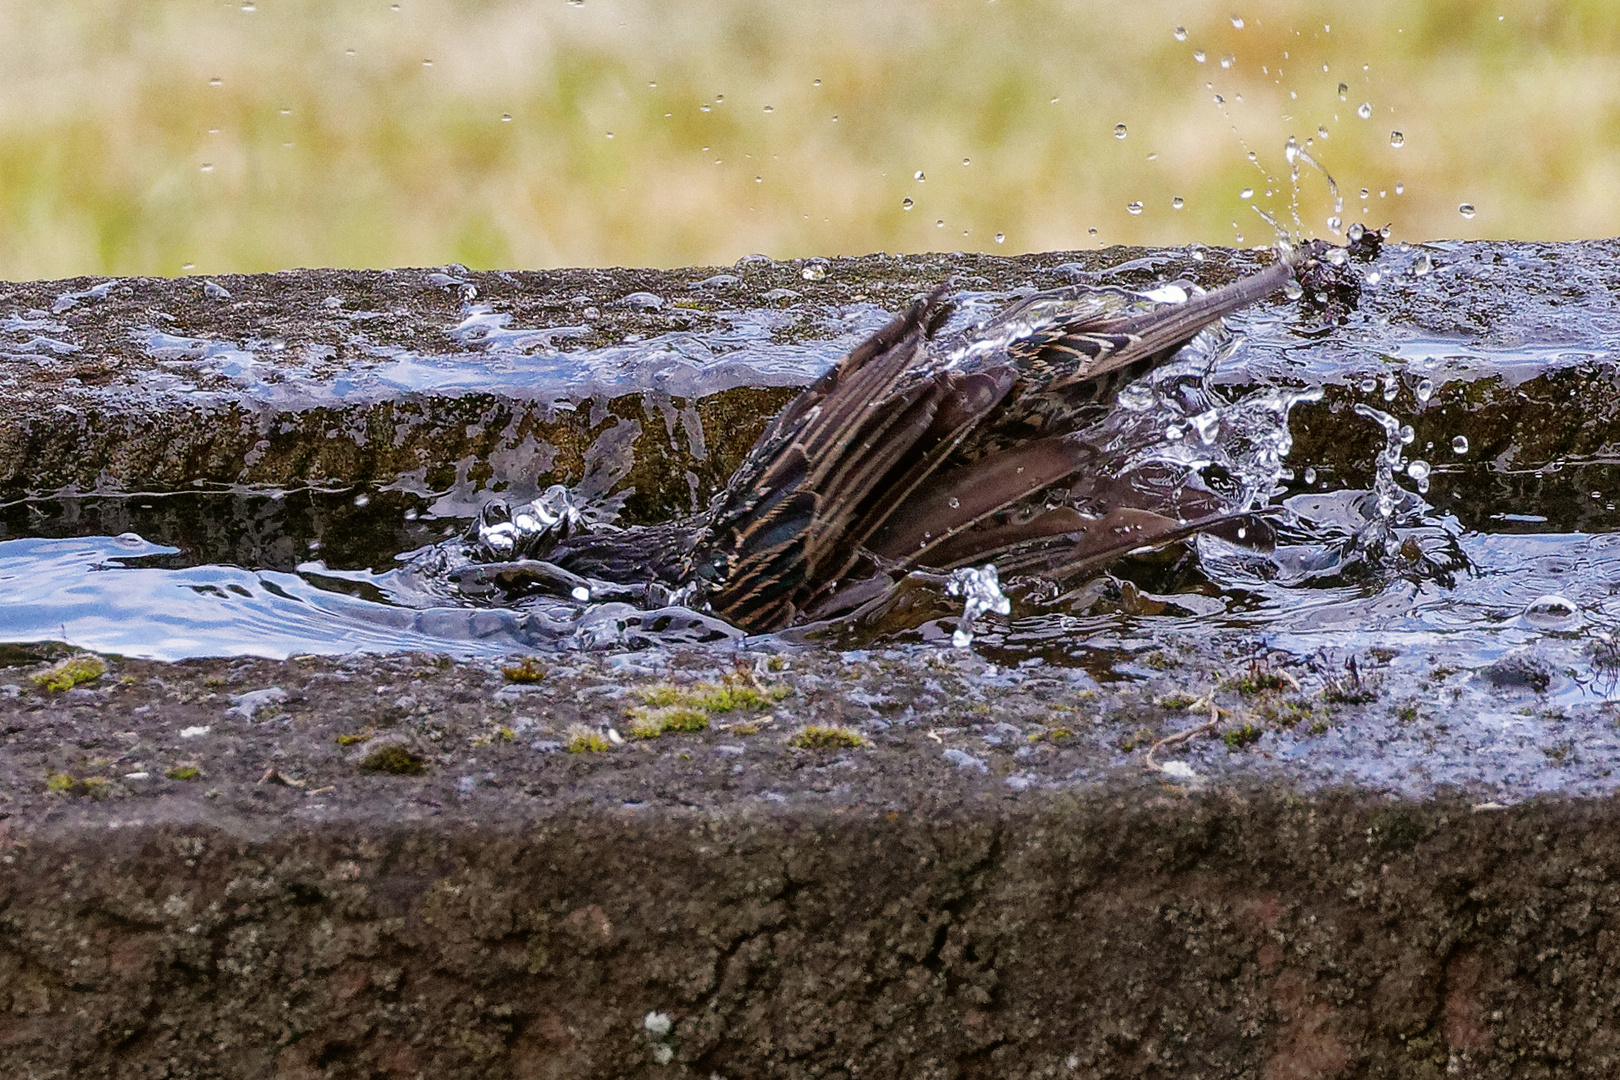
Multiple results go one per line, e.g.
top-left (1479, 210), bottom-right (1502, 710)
top-left (946, 564), bottom-right (1012, 648)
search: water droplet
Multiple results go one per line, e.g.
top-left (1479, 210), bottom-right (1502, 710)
top-left (1220, 54), bottom-right (1235, 69)
top-left (1395, 182), bottom-right (1405, 195)
top-left (1337, 82), bottom-right (1348, 100)
top-left (1303, 466), bottom-right (1317, 485)
top-left (1172, 196), bottom-right (1184, 209)
top-left (1193, 49), bottom-right (1206, 62)
top-left (1326, 215), bottom-right (1342, 233)
top-left (763, 105), bottom-right (773, 113)
top-left (1359, 377), bottom-right (1379, 394)
top-left (1406, 459), bottom-right (1431, 487)
top-left (1088, 226), bottom-right (1099, 235)
top-left (423, 58), bottom-right (434, 67)
top-left (1523, 594), bottom-right (1580, 632)
top-left (754, 175), bottom-right (762, 183)
top-left (1411, 251), bottom-right (1433, 276)
top-left (1451, 435), bottom-right (1468, 454)
top-left (936, 219), bottom-right (946, 228)
top-left (1114, 123), bottom-right (1128, 139)
top-left (1173, 26), bottom-right (1187, 41)
top-left (500, 112), bottom-right (512, 122)
top-left (346, 48), bottom-right (356, 57)
top-left (914, 170), bottom-right (925, 181)
top-left (1399, 424), bottom-right (1415, 446)
top-left (962, 157), bottom-right (971, 166)
top-left (700, 104), bottom-right (711, 112)
top-left (1318, 125), bottom-right (1329, 140)
top-left (1231, 14), bottom-right (1244, 28)
top-left (1416, 378), bottom-right (1434, 402)
top-left (1348, 222), bottom-right (1365, 241)
top-left (902, 197), bottom-right (913, 210)
top-left (1239, 187), bottom-right (1254, 200)
top-left (1357, 101), bottom-right (1372, 119)
top-left (948, 497), bottom-right (961, 509)
top-left (1383, 375), bottom-right (1399, 402)
top-left (1213, 94), bottom-right (1225, 105)
top-left (605, 131), bottom-right (613, 139)
top-left (241, 2), bottom-right (256, 10)
top-left (200, 162), bottom-right (214, 173)
top-left (1050, 96), bottom-right (1060, 104)
top-left (209, 76), bottom-right (223, 87)
top-left (648, 82), bottom-right (657, 89)
top-left (1458, 203), bottom-right (1476, 219)
top-left (994, 232), bottom-right (1006, 244)
top-left (1389, 130), bottom-right (1405, 147)
top-left (1126, 201), bottom-right (1143, 215)
top-left (353, 493), bottom-right (371, 508)
top-left (715, 95), bottom-right (724, 103)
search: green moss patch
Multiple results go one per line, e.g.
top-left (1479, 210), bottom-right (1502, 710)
top-left (501, 657), bottom-right (546, 683)
top-left (359, 744), bottom-right (428, 775)
top-left (627, 706), bottom-right (709, 739)
top-left (788, 725), bottom-right (867, 750)
top-left (626, 676), bottom-right (789, 740)
top-left (31, 654), bottom-right (107, 692)
top-left (565, 725), bottom-right (613, 753)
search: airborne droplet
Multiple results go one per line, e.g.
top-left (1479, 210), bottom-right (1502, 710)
top-left (1114, 123), bottom-right (1128, 139)
top-left (1458, 203), bottom-right (1477, 219)
top-left (1357, 101), bottom-right (1372, 119)
top-left (1126, 201), bottom-right (1143, 215)
top-left (902, 198), bottom-right (914, 210)
top-left (1390, 130), bottom-right (1405, 147)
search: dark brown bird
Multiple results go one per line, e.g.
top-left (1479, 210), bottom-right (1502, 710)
top-left (494, 248), bottom-right (1312, 633)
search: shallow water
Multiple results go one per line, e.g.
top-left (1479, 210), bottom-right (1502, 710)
top-left (3, 242), bottom-right (1619, 713)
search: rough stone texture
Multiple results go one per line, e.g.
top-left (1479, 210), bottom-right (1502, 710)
top-left (7, 779), bottom-right (1620, 1079)
top-left (0, 647), bottom-right (1617, 1079)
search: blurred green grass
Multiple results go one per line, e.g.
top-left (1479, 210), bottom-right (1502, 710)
top-left (1, 0), bottom-right (1617, 279)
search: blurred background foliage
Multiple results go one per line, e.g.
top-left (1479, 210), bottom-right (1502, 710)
top-left (1, 0), bottom-right (1617, 279)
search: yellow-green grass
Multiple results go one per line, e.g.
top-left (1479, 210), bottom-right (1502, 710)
top-left (1, 1), bottom-right (1615, 281)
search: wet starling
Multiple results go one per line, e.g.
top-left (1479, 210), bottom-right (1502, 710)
top-left (530, 245), bottom-right (1318, 633)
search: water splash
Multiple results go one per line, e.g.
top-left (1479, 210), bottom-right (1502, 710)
top-left (946, 564), bottom-right (1012, 648)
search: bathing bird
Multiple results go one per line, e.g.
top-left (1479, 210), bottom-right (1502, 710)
top-left (516, 244), bottom-right (1321, 633)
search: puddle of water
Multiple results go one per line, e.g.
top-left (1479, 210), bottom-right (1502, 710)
top-left (125, 299), bottom-right (894, 411)
top-left (6, 246), bottom-right (1620, 717)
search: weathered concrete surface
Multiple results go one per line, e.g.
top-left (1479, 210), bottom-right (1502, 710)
top-left (3, 644), bottom-right (1620, 1079)
top-left (6, 242), bottom-right (1620, 1078)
